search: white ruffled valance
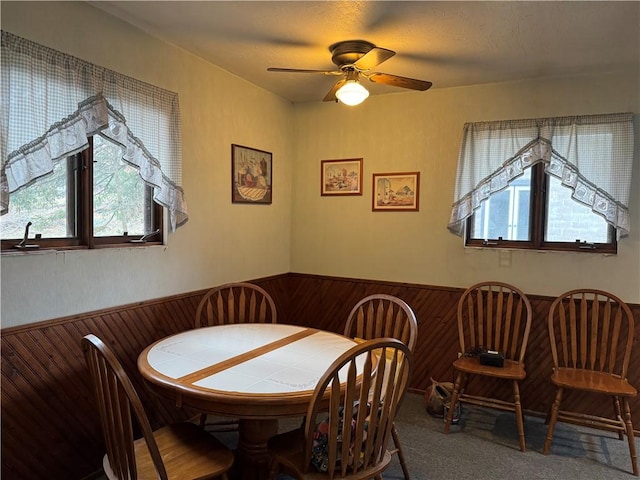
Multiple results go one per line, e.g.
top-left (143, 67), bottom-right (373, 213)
top-left (448, 113), bottom-right (634, 238)
top-left (1, 30), bottom-right (188, 230)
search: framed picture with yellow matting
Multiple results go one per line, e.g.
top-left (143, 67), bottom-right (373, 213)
top-left (321, 158), bottom-right (363, 196)
top-left (232, 144), bottom-right (272, 204)
top-left (372, 171), bottom-right (420, 211)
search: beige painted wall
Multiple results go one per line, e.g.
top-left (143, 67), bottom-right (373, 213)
top-left (290, 76), bottom-right (640, 301)
top-left (0, 2), bottom-right (293, 327)
top-left (1, 2), bottom-right (639, 328)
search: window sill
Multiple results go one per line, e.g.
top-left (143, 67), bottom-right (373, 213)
top-left (0, 248), bottom-right (58, 257)
top-left (464, 244), bottom-right (617, 255)
top-left (1, 242), bottom-right (166, 256)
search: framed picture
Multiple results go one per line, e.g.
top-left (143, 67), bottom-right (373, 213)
top-left (321, 158), bottom-right (363, 196)
top-left (372, 172), bottom-right (420, 211)
top-left (232, 144), bottom-right (272, 204)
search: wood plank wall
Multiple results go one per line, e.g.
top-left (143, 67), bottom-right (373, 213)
top-left (1, 273), bottom-right (638, 480)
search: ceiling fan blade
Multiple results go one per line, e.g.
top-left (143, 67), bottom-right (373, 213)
top-left (267, 67), bottom-right (342, 76)
top-left (323, 79), bottom-right (346, 102)
top-left (368, 72), bottom-right (432, 91)
top-left (354, 47), bottom-right (395, 71)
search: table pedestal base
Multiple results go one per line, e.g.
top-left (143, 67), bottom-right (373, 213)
top-left (236, 418), bottom-right (279, 480)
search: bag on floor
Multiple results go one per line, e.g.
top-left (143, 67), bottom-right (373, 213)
top-left (425, 377), bottom-right (460, 423)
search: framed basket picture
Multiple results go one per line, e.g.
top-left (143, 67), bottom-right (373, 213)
top-left (232, 144), bottom-right (272, 204)
top-left (372, 172), bottom-right (420, 211)
top-left (321, 158), bottom-right (363, 196)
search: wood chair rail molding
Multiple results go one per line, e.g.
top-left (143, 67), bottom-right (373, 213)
top-left (1, 272), bottom-right (639, 480)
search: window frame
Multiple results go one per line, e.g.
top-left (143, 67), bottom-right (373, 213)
top-left (465, 163), bottom-right (617, 254)
top-left (1, 137), bottom-right (163, 252)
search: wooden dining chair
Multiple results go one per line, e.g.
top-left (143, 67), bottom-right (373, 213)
top-left (267, 338), bottom-right (413, 480)
top-left (543, 289), bottom-right (638, 476)
top-left (443, 281), bottom-right (532, 452)
top-left (82, 334), bottom-right (234, 480)
top-left (195, 281), bottom-right (278, 327)
top-left (343, 294), bottom-right (418, 479)
top-left (195, 282), bottom-right (277, 431)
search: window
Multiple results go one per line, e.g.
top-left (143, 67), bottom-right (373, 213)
top-left (0, 136), bottom-right (162, 250)
top-left (448, 113), bottom-right (633, 254)
top-left (466, 163), bottom-right (616, 253)
top-left (1, 31), bottom-right (188, 246)
top-left (470, 168), bottom-right (532, 242)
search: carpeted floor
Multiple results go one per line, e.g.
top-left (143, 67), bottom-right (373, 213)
top-left (375, 392), bottom-right (639, 479)
top-left (92, 392), bottom-right (638, 479)
top-left (265, 392), bottom-right (639, 479)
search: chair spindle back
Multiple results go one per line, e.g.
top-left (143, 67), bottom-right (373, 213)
top-left (82, 334), bottom-right (168, 480)
top-left (195, 282), bottom-right (277, 328)
top-left (344, 294), bottom-right (418, 352)
top-left (302, 338), bottom-right (412, 478)
top-left (548, 289), bottom-right (634, 377)
top-left (457, 281), bottom-right (532, 362)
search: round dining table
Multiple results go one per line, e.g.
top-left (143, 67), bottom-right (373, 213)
top-left (137, 323), bottom-right (360, 480)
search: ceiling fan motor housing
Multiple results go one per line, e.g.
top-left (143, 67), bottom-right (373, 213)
top-left (329, 40), bottom-right (376, 67)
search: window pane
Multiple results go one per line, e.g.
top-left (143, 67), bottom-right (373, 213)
top-left (545, 175), bottom-right (610, 243)
top-left (469, 168), bottom-right (531, 240)
top-left (0, 160), bottom-right (74, 239)
top-left (514, 187), bottom-right (530, 240)
top-left (93, 135), bottom-right (149, 237)
top-left (487, 190), bottom-right (511, 239)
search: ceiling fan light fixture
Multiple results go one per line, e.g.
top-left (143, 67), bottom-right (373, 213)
top-left (335, 80), bottom-right (369, 106)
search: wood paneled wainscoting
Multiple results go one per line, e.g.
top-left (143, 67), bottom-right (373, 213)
top-left (1, 273), bottom-right (638, 480)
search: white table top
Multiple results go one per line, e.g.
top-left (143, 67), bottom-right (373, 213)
top-left (139, 324), bottom-right (360, 408)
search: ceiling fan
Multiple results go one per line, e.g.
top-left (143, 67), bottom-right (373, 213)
top-left (267, 40), bottom-right (432, 105)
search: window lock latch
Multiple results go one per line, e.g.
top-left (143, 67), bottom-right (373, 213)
top-left (129, 229), bottom-right (160, 243)
top-left (482, 239), bottom-right (498, 246)
top-left (576, 240), bottom-right (596, 249)
top-left (14, 222), bottom-right (40, 250)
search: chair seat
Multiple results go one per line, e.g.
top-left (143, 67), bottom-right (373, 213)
top-left (551, 368), bottom-right (638, 397)
top-left (104, 422), bottom-right (234, 480)
top-left (268, 427), bottom-right (392, 480)
top-left (453, 356), bottom-right (526, 380)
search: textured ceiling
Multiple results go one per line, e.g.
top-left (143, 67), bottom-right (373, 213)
top-left (90, 1), bottom-right (640, 103)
